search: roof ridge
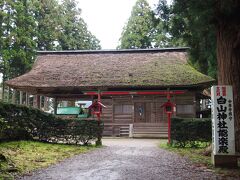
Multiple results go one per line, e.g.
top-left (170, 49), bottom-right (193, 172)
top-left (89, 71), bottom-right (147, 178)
top-left (37, 47), bottom-right (189, 55)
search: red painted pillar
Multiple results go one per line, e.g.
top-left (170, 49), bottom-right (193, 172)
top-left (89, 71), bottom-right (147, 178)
top-left (167, 113), bottom-right (172, 144)
top-left (97, 91), bottom-right (101, 121)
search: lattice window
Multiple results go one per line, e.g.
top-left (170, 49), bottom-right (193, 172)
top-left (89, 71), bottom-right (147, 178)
top-left (114, 104), bottom-right (133, 114)
top-left (176, 104), bottom-right (194, 114)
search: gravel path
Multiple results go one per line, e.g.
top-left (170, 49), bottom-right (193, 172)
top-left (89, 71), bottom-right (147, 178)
top-left (19, 139), bottom-right (226, 180)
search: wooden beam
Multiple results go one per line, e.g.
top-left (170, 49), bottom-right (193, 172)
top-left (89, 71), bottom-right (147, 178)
top-left (84, 90), bottom-right (186, 96)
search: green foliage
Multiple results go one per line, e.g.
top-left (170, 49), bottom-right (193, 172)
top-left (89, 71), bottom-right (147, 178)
top-left (33, 0), bottom-right (61, 51)
top-left (58, 0), bottom-right (101, 50)
top-left (171, 117), bottom-right (211, 147)
top-left (118, 0), bottom-right (217, 77)
top-left (119, 0), bottom-right (154, 49)
top-left (174, 0), bottom-right (216, 78)
top-left (0, 0), bottom-right (101, 101)
top-left (152, 0), bottom-right (217, 78)
top-left (153, 0), bottom-right (176, 47)
top-left (0, 102), bottom-right (103, 145)
top-left (171, 0), bottom-right (217, 78)
top-left (32, 0), bottom-right (101, 51)
top-left (0, 0), bottom-right (36, 79)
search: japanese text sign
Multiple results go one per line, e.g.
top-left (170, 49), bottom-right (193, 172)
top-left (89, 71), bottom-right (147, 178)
top-left (211, 86), bottom-right (235, 155)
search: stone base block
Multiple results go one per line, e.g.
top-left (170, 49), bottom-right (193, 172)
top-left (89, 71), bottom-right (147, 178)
top-left (212, 154), bottom-right (238, 168)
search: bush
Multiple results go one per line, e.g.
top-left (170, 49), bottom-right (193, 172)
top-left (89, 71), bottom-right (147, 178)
top-left (171, 117), bottom-right (211, 147)
top-left (0, 102), bottom-right (103, 145)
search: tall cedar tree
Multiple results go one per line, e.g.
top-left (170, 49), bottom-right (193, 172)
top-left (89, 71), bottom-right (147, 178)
top-left (0, 1), bottom-right (8, 99)
top-left (154, 0), bottom-right (217, 78)
top-left (0, 0), bottom-right (36, 78)
top-left (0, 0), bottom-right (101, 100)
top-left (9, 0), bottom-right (36, 78)
top-left (119, 0), bottom-right (154, 49)
top-left (34, 0), bottom-right (61, 50)
top-left (171, 0), bottom-right (240, 152)
top-left (153, 0), bottom-right (179, 47)
top-left (216, 1), bottom-right (240, 151)
top-left (59, 0), bottom-right (100, 50)
top-left (170, 0), bottom-right (217, 78)
top-left (0, 0), bottom-right (36, 100)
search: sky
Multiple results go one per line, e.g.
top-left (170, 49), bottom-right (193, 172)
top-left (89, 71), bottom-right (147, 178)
top-left (76, 0), bottom-right (159, 49)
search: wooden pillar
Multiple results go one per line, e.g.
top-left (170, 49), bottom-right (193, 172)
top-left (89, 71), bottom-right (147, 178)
top-left (53, 98), bottom-right (58, 115)
top-left (67, 100), bottom-right (75, 107)
top-left (33, 95), bottom-right (40, 109)
top-left (33, 95), bottom-right (37, 108)
top-left (193, 93), bottom-right (197, 117)
top-left (25, 93), bottom-right (29, 106)
top-left (44, 97), bottom-right (48, 111)
top-left (12, 89), bottom-right (16, 104)
top-left (19, 91), bottom-right (23, 105)
top-left (2, 81), bottom-right (5, 102)
top-left (37, 95), bottom-right (40, 109)
top-left (39, 96), bottom-right (42, 109)
top-left (6, 87), bottom-right (10, 102)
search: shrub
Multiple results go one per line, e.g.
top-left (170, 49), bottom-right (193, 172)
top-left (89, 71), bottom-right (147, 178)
top-left (171, 117), bottom-right (211, 147)
top-left (0, 102), bottom-right (103, 145)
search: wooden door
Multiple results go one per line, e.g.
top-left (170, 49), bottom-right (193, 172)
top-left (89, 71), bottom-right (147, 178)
top-left (134, 102), bottom-right (146, 122)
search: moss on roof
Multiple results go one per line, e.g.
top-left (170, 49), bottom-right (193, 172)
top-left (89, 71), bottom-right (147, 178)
top-left (132, 58), bottom-right (213, 86)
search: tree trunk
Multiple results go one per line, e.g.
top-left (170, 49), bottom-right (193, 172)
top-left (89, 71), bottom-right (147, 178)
top-left (217, 24), bottom-right (240, 152)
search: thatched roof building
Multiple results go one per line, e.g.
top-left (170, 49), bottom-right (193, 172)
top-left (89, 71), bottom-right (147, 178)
top-left (6, 48), bottom-right (214, 97)
top-left (6, 48), bottom-right (215, 137)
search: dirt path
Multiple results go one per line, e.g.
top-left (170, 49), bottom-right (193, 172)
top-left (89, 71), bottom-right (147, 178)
top-left (19, 139), bottom-right (225, 180)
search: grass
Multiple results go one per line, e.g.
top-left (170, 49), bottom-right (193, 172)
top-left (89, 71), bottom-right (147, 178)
top-left (0, 141), bottom-right (97, 179)
top-left (159, 140), bottom-right (240, 178)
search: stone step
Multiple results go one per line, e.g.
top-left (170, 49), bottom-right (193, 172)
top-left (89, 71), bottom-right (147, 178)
top-left (133, 133), bottom-right (168, 138)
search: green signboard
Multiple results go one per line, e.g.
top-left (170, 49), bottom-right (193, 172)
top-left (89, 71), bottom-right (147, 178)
top-left (57, 107), bottom-right (81, 115)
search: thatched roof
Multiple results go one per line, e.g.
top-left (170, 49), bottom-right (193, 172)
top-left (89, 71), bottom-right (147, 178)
top-left (6, 48), bottom-right (214, 96)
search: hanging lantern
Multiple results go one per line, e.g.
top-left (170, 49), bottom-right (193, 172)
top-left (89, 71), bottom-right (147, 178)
top-left (88, 100), bottom-right (106, 120)
top-left (161, 100), bottom-right (175, 114)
